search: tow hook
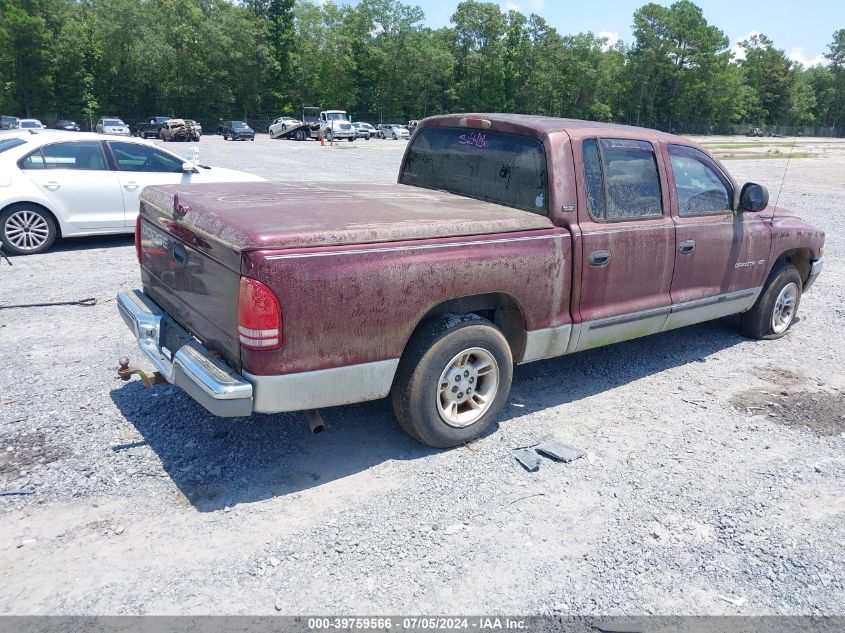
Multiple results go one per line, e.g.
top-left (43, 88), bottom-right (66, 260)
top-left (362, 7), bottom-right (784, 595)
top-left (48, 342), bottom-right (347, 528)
top-left (117, 356), bottom-right (166, 389)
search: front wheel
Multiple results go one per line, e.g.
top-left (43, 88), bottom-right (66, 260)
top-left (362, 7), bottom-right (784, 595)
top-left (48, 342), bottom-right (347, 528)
top-left (391, 314), bottom-right (513, 448)
top-left (740, 262), bottom-right (802, 339)
top-left (0, 204), bottom-right (57, 255)
top-left (325, 130), bottom-right (333, 143)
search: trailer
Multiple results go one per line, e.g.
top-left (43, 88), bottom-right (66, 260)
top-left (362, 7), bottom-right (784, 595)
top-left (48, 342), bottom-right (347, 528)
top-left (269, 107), bottom-right (356, 142)
top-left (269, 107), bottom-right (322, 141)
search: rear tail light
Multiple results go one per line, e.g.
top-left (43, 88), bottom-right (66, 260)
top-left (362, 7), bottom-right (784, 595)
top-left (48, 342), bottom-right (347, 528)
top-left (134, 215), bottom-right (142, 262)
top-left (238, 277), bottom-right (282, 350)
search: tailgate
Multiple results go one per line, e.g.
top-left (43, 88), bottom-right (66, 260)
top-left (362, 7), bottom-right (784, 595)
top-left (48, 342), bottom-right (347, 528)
top-left (138, 213), bottom-right (242, 371)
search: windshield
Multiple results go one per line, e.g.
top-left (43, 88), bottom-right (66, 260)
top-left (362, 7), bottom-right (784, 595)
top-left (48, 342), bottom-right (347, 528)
top-left (325, 112), bottom-right (347, 121)
top-left (400, 126), bottom-right (549, 214)
top-left (232, 121), bottom-right (248, 128)
top-left (104, 119), bottom-right (124, 126)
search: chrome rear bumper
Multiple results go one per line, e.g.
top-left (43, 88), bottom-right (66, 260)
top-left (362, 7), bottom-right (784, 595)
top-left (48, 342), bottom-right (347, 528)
top-left (117, 289), bottom-right (253, 417)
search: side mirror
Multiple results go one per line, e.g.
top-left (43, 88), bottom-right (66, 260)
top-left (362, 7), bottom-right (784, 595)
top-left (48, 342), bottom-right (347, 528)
top-left (181, 162), bottom-right (195, 172)
top-left (739, 182), bottom-right (769, 212)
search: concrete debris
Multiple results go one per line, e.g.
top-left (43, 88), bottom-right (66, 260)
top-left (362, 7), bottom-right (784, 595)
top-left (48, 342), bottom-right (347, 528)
top-left (512, 447), bottom-right (540, 471)
top-left (718, 594), bottom-right (748, 607)
top-left (535, 440), bottom-right (585, 463)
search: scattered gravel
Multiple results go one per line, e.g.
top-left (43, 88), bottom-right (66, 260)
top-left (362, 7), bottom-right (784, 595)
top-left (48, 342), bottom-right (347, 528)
top-left (0, 136), bottom-right (843, 615)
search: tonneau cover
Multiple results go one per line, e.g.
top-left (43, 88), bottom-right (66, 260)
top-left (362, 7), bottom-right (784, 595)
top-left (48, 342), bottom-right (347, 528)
top-left (140, 181), bottom-right (553, 252)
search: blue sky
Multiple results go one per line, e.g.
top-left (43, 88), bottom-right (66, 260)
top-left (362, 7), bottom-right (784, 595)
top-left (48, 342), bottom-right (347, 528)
top-left (393, 0), bottom-right (840, 66)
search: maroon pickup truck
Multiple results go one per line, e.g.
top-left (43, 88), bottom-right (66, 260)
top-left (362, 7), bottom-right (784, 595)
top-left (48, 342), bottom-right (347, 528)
top-left (117, 114), bottom-right (825, 448)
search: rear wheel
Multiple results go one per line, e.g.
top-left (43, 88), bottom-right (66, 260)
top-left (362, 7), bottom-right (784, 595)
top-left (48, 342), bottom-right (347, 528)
top-left (391, 314), bottom-right (513, 448)
top-left (0, 204), bottom-right (57, 255)
top-left (740, 262), bottom-right (802, 339)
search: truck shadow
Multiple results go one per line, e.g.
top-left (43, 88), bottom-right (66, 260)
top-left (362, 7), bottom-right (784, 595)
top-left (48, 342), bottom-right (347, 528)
top-left (109, 382), bottom-right (436, 512)
top-left (110, 316), bottom-right (748, 512)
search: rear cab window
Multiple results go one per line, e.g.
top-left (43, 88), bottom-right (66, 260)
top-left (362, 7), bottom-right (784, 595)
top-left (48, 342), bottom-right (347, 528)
top-left (400, 126), bottom-right (549, 214)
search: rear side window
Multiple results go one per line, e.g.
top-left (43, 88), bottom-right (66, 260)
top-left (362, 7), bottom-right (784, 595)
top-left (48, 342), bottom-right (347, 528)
top-left (582, 138), bottom-right (663, 221)
top-left (400, 126), bottom-right (548, 214)
top-left (19, 141), bottom-right (108, 170)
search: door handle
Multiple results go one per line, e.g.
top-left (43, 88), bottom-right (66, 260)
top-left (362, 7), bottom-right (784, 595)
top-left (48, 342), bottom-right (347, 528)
top-left (44, 181), bottom-right (60, 191)
top-left (588, 249), bottom-right (611, 266)
top-left (124, 182), bottom-right (139, 191)
top-left (679, 239), bottom-right (696, 255)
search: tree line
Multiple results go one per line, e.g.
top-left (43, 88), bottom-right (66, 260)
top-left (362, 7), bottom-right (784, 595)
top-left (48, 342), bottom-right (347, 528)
top-left (1, 0), bottom-right (844, 135)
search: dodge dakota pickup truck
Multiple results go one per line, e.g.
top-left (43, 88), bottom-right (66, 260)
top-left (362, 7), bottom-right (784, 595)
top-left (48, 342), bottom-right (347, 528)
top-left (117, 114), bottom-right (825, 448)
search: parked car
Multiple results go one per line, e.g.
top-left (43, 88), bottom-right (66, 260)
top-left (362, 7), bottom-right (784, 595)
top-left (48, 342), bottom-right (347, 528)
top-left (117, 114), bottom-right (825, 448)
top-left (159, 119), bottom-right (199, 142)
top-left (1, 115), bottom-right (19, 130)
top-left (134, 116), bottom-right (170, 139)
top-left (54, 120), bottom-right (81, 131)
top-left (0, 130), bottom-right (264, 255)
top-left (268, 116), bottom-right (302, 138)
top-left (380, 123), bottom-right (409, 140)
top-left (18, 119), bottom-right (45, 130)
top-left (350, 122), bottom-right (371, 139)
top-left (95, 117), bottom-right (131, 136)
top-left (185, 119), bottom-right (202, 137)
top-left (220, 121), bottom-right (255, 141)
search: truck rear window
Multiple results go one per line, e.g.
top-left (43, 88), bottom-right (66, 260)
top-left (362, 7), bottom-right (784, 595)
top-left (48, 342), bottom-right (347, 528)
top-left (400, 127), bottom-right (548, 214)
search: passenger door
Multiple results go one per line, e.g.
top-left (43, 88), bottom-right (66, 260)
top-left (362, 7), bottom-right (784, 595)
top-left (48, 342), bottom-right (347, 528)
top-left (19, 140), bottom-right (125, 229)
top-left (664, 144), bottom-right (771, 330)
top-left (575, 137), bottom-right (675, 351)
top-left (106, 141), bottom-right (189, 226)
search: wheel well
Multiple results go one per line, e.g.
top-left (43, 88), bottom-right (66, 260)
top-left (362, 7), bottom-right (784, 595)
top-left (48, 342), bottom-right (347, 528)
top-left (412, 293), bottom-right (528, 362)
top-left (1, 201), bottom-right (61, 237)
top-left (774, 248), bottom-right (811, 286)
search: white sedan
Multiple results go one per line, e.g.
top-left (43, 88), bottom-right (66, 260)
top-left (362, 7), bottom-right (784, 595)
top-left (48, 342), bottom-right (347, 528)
top-left (0, 130), bottom-right (264, 255)
top-left (268, 116), bottom-right (302, 138)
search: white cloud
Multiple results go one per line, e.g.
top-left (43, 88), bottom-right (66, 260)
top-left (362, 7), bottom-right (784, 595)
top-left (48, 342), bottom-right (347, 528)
top-left (788, 47), bottom-right (827, 67)
top-left (500, 0), bottom-right (544, 13)
top-left (731, 31), bottom-right (760, 61)
top-left (597, 31), bottom-right (620, 50)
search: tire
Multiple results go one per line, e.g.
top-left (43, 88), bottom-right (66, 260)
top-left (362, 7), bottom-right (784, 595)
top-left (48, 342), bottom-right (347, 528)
top-left (348, 137), bottom-right (354, 142)
top-left (393, 133), bottom-right (397, 140)
top-left (391, 314), bottom-right (513, 448)
top-left (740, 262), bottom-right (803, 339)
top-left (224, 132), bottom-right (229, 141)
top-left (0, 204), bottom-right (58, 255)
top-left (326, 130), bottom-right (333, 143)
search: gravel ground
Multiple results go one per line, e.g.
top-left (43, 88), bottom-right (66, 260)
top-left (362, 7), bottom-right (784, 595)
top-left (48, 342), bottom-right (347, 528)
top-left (0, 135), bottom-right (843, 616)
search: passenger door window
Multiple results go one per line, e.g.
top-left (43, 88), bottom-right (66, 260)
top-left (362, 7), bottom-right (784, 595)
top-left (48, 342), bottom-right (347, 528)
top-left (668, 144), bottom-right (732, 216)
top-left (19, 142), bottom-right (108, 171)
top-left (108, 141), bottom-right (183, 173)
top-left (582, 138), bottom-right (662, 221)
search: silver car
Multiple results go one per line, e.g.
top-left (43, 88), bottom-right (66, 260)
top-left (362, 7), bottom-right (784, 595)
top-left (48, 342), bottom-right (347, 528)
top-left (95, 117), bottom-right (131, 136)
top-left (382, 124), bottom-right (410, 140)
